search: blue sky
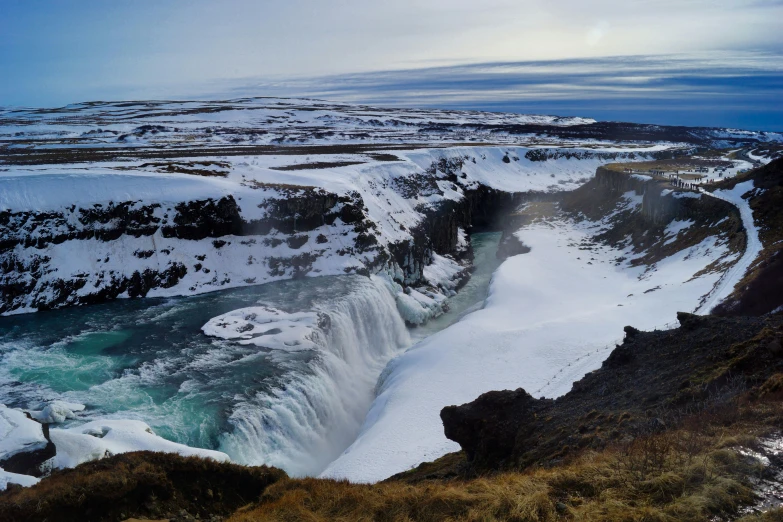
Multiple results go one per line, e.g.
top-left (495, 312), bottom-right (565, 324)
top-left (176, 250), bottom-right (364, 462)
top-left (1, 0), bottom-right (782, 130)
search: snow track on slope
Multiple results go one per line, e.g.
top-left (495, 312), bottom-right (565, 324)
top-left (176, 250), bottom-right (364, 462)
top-left (697, 181), bottom-right (762, 313)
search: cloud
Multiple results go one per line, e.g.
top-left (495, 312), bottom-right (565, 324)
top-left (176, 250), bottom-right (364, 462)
top-left (204, 51), bottom-right (783, 130)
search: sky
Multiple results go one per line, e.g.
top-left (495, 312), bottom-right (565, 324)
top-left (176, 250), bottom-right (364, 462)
top-left (1, 0), bottom-right (782, 130)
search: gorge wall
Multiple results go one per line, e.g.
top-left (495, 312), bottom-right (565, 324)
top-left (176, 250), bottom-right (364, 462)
top-left (0, 153), bottom-right (527, 315)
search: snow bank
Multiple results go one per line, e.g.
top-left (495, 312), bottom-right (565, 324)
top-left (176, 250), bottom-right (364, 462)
top-left (747, 150), bottom-right (774, 165)
top-left (663, 219), bottom-right (695, 245)
top-left (0, 404), bottom-right (48, 461)
top-left (202, 306), bottom-right (322, 351)
top-left (672, 191), bottom-right (701, 199)
top-left (0, 468), bottom-right (40, 491)
top-left (395, 288), bottom-right (448, 326)
top-left (423, 253), bottom-right (465, 292)
top-left (0, 171), bottom-right (235, 212)
top-left (28, 400), bottom-right (85, 424)
top-left (49, 419), bottom-right (229, 469)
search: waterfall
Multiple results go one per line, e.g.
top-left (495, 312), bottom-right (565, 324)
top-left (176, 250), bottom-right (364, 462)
top-left (217, 276), bottom-right (410, 476)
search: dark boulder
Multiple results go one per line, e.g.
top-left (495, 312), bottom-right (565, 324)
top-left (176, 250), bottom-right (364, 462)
top-left (441, 388), bottom-right (551, 469)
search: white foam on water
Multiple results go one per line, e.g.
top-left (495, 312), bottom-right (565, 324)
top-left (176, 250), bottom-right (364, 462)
top-left (216, 275), bottom-right (411, 476)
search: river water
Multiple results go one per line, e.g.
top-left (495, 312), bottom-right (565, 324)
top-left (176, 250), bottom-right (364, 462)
top-left (0, 232), bottom-right (500, 476)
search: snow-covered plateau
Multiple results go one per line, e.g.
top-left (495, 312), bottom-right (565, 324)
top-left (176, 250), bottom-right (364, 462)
top-left (0, 98), bottom-right (777, 489)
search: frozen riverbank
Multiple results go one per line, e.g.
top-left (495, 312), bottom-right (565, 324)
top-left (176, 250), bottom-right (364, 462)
top-left (322, 208), bottom-right (736, 482)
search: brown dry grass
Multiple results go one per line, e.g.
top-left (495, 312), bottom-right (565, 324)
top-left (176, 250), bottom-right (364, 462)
top-left (0, 452), bottom-right (285, 522)
top-left (229, 411), bottom-right (779, 522)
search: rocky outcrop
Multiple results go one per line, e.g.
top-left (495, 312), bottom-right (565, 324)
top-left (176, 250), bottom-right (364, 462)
top-left (440, 312), bottom-right (783, 472)
top-left (495, 233), bottom-right (530, 260)
top-left (387, 184), bottom-right (524, 284)
top-left (0, 188), bottom-right (375, 313)
top-left (441, 389), bottom-right (552, 469)
top-left (523, 147), bottom-right (688, 163)
top-left (570, 166), bottom-right (734, 225)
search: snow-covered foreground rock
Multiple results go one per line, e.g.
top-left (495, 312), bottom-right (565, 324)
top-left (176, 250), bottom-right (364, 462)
top-left (0, 404), bottom-right (49, 464)
top-left (322, 210), bottom-right (736, 482)
top-left (48, 419), bottom-right (229, 469)
top-left (0, 468), bottom-right (40, 491)
top-left (202, 306), bottom-right (324, 352)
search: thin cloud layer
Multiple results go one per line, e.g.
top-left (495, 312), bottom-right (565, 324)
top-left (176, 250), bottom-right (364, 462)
top-left (1, 1), bottom-right (781, 128)
top-left (213, 52), bottom-right (783, 130)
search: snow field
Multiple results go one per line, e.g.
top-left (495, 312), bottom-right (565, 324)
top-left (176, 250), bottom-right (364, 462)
top-left (322, 212), bottom-right (734, 482)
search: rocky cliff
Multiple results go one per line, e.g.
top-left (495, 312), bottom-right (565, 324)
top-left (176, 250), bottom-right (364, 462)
top-left (0, 152), bottom-right (533, 315)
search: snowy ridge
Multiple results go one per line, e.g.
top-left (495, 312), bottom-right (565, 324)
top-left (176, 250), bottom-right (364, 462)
top-left (2, 98), bottom-right (780, 152)
top-left (1, 98), bottom-right (598, 148)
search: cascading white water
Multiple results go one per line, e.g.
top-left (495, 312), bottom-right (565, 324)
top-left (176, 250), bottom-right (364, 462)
top-left (217, 276), bottom-right (411, 476)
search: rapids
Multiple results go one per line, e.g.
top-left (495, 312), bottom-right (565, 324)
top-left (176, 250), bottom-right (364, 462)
top-left (0, 232), bottom-right (500, 476)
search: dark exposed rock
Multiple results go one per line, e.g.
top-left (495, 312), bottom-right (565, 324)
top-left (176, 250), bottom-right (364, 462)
top-left (441, 389), bottom-right (552, 469)
top-left (623, 325), bottom-right (640, 338)
top-left (267, 252), bottom-right (319, 278)
top-left (0, 201), bottom-right (162, 251)
top-left (383, 183), bottom-right (523, 285)
top-left (285, 235), bottom-right (309, 249)
top-left (162, 197), bottom-right (242, 240)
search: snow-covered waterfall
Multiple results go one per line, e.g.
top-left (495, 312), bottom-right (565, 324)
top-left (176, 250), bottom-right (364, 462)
top-left (216, 276), bottom-right (411, 476)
